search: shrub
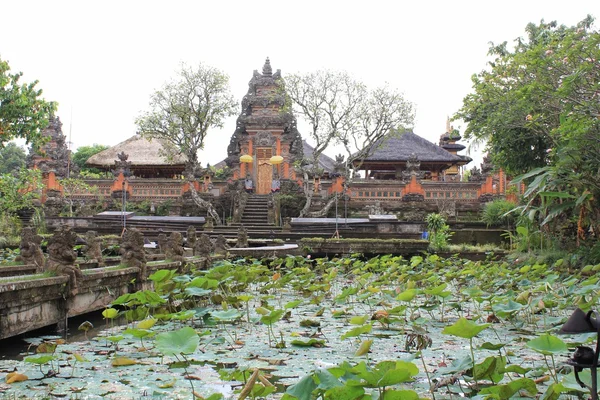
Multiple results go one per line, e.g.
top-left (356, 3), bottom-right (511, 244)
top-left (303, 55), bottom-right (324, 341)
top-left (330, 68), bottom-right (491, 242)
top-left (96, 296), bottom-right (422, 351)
top-left (425, 213), bottom-right (452, 251)
top-left (481, 199), bottom-right (516, 228)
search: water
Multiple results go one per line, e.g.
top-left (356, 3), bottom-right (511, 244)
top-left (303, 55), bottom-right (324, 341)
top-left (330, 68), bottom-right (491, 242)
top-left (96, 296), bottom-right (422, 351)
top-left (0, 310), bottom-right (118, 360)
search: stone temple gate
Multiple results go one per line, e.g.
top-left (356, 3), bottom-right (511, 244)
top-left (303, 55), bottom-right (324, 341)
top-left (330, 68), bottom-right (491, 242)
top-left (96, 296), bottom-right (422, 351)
top-left (225, 58), bottom-right (303, 194)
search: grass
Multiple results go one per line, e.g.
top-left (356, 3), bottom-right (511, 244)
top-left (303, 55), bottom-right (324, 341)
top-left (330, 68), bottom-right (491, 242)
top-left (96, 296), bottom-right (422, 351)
top-left (0, 272), bottom-right (56, 283)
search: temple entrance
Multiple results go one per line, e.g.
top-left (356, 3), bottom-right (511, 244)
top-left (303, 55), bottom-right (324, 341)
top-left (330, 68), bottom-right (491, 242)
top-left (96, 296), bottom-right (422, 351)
top-left (256, 148), bottom-right (273, 195)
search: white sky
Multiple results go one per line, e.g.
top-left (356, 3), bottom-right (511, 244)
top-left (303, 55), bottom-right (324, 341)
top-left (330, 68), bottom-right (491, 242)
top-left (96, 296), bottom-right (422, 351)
top-left (2, 1), bottom-right (598, 167)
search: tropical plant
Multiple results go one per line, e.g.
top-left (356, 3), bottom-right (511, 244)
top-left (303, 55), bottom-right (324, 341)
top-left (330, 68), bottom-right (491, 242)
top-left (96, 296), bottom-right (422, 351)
top-left (0, 57), bottom-right (56, 149)
top-left (425, 213), bottom-right (452, 251)
top-left (455, 16), bottom-right (600, 258)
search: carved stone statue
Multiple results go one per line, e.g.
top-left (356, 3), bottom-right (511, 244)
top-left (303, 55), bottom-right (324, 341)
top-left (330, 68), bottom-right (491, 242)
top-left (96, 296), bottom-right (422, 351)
top-left (468, 166), bottom-right (484, 182)
top-left (195, 233), bottom-right (214, 269)
top-left (214, 235), bottom-right (229, 255)
top-left (204, 217), bottom-right (214, 232)
top-left (165, 231), bottom-right (185, 263)
top-left (334, 154), bottom-right (346, 175)
top-left (120, 228), bottom-right (147, 279)
top-left (46, 225), bottom-right (82, 295)
top-left (157, 232), bottom-right (167, 254)
top-left (365, 201), bottom-right (386, 215)
top-left (186, 226), bottom-right (197, 256)
top-left (113, 151), bottom-right (132, 177)
top-left (236, 225), bottom-right (249, 248)
top-left (83, 230), bottom-right (104, 266)
top-left (481, 154), bottom-right (493, 176)
top-left (196, 234), bottom-right (214, 257)
top-left (401, 153), bottom-right (426, 180)
top-left (15, 227), bottom-right (45, 272)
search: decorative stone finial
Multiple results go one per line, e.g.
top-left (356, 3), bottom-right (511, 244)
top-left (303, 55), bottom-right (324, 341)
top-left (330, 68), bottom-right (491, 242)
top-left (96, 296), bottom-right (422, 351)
top-left (262, 57), bottom-right (272, 76)
top-left (446, 116), bottom-right (451, 133)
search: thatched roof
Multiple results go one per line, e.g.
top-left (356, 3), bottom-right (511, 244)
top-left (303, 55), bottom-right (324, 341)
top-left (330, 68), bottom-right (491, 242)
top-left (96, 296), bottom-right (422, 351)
top-left (361, 130), bottom-right (465, 163)
top-left (86, 135), bottom-right (187, 167)
top-left (302, 140), bottom-right (336, 173)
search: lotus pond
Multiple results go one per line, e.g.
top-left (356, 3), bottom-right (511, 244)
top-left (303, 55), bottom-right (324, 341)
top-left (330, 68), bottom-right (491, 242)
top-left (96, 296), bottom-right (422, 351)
top-left (1, 254), bottom-right (599, 399)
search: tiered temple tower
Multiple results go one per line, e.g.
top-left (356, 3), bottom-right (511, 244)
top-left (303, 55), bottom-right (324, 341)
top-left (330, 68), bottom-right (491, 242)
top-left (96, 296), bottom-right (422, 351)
top-left (226, 58), bottom-right (303, 194)
top-left (439, 117), bottom-right (466, 177)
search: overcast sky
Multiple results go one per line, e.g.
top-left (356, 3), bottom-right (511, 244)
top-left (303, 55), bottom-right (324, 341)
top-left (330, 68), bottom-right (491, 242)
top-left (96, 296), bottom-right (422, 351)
top-left (2, 1), bottom-right (598, 167)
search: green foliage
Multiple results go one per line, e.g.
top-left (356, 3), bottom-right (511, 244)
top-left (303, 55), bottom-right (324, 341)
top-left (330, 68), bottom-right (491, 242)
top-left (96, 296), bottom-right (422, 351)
top-left (0, 169), bottom-right (42, 215)
top-left (136, 62), bottom-right (237, 175)
top-left (426, 213), bottom-right (452, 251)
top-left (208, 165), bottom-right (232, 180)
top-left (481, 199), bottom-right (516, 227)
top-left (276, 193), bottom-right (306, 218)
top-left (0, 57), bottom-right (56, 149)
top-left (72, 144), bottom-right (108, 174)
top-left (456, 16), bottom-right (600, 256)
top-left (0, 142), bottom-right (26, 173)
top-left (58, 177), bottom-right (95, 217)
top-left (0, 213), bottom-right (21, 241)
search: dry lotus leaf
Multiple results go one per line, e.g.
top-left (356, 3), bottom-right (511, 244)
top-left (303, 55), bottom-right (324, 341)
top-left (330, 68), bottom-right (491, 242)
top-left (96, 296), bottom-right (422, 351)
top-left (5, 372), bottom-right (28, 384)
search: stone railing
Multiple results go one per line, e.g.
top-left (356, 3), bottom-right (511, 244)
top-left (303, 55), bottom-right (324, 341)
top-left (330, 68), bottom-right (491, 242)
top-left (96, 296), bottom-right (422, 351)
top-left (346, 179), bottom-right (404, 200)
top-left (71, 180), bottom-right (113, 200)
top-left (421, 181), bottom-right (481, 202)
top-left (128, 179), bottom-right (185, 200)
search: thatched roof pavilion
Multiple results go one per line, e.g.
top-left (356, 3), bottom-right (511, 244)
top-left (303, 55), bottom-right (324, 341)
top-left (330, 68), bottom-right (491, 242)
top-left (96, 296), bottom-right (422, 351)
top-left (86, 135), bottom-right (187, 178)
top-left (354, 130), bottom-right (471, 180)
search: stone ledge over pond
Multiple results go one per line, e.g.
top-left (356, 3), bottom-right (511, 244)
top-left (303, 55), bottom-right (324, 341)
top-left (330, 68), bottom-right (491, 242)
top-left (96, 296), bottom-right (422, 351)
top-left (0, 257), bottom-right (209, 340)
top-left (300, 238), bottom-right (429, 257)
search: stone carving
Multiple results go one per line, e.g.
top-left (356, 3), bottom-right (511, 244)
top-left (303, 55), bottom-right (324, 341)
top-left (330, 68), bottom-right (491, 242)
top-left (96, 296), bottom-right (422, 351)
top-left (402, 192), bottom-right (425, 202)
top-left (157, 232), bottom-right (167, 254)
top-left (334, 154), bottom-right (346, 175)
top-left (262, 57), bottom-right (273, 75)
top-left (256, 131), bottom-right (274, 146)
top-left (83, 230), bottom-right (104, 266)
top-left (468, 166), bottom-right (484, 182)
top-left (236, 225), bottom-right (249, 248)
top-left (27, 116), bottom-right (76, 177)
top-left (401, 153), bottom-right (426, 180)
top-left (226, 58), bottom-right (304, 169)
top-left (195, 233), bottom-right (214, 269)
top-left (186, 226), bottom-right (197, 256)
top-left (166, 231), bottom-right (185, 263)
top-left (365, 201), bottom-right (386, 215)
top-left (214, 235), bottom-right (229, 255)
top-left (46, 225), bottom-right (82, 295)
top-left (204, 217), bottom-right (214, 232)
top-left (113, 151), bottom-right (132, 177)
top-left (481, 154), bottom-right (493, 176)
top-left (15, 227), bottom-right (45, 272)
top-left (120, 228), bottom-right (147, 279)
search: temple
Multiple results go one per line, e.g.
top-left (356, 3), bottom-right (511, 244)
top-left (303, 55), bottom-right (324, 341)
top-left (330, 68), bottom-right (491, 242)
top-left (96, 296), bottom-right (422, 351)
top-left (86, 134), bottom-right (187, 179)
top-left (355, 129), bottom-right (471, 181)
top-left (225, 58), bottom-right (303, 194)
top-left (30, 58), bottom-right (509, 220)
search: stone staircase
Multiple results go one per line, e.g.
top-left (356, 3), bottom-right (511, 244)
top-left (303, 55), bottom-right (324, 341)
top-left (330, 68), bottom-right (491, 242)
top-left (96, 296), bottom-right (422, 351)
top-left (241, 194), bottom-right (271, 227)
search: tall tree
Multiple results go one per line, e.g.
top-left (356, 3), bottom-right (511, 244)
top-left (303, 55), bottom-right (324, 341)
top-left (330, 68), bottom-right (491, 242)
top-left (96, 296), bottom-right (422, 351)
top-left (0, 142), bottom-right (26, 174)
top-left (285, 71), bottom-right (414, 217)
top-left (455, 16), bottom-right (600, 248)
top-left (136, 63), bottom-right (238, 224)
top-left (0, 57), bottom-right (56, 149)
top-left (72, 144), bottom-right (109, 176)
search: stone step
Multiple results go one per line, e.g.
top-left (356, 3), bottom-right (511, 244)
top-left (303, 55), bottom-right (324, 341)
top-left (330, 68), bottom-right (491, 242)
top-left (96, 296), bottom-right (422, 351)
top-left (241, 210), bottom-right (268, 215)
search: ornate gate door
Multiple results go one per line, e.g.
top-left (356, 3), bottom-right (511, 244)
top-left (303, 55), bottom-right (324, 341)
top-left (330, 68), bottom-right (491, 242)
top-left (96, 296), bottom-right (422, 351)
top-left (256, 148), bottom-right (273, 195)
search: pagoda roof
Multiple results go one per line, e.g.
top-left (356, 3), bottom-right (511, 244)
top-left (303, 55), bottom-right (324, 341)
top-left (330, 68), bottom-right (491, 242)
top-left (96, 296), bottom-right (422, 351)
top-left (86, 134), bottom-right (187, 167)
top-left (360, 130), bottom-right (466, 163)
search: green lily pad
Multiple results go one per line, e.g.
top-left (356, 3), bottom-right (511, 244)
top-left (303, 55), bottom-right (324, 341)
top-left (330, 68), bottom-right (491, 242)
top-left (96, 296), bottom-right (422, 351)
top-left (155, 326), bottom-right (199, 356)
